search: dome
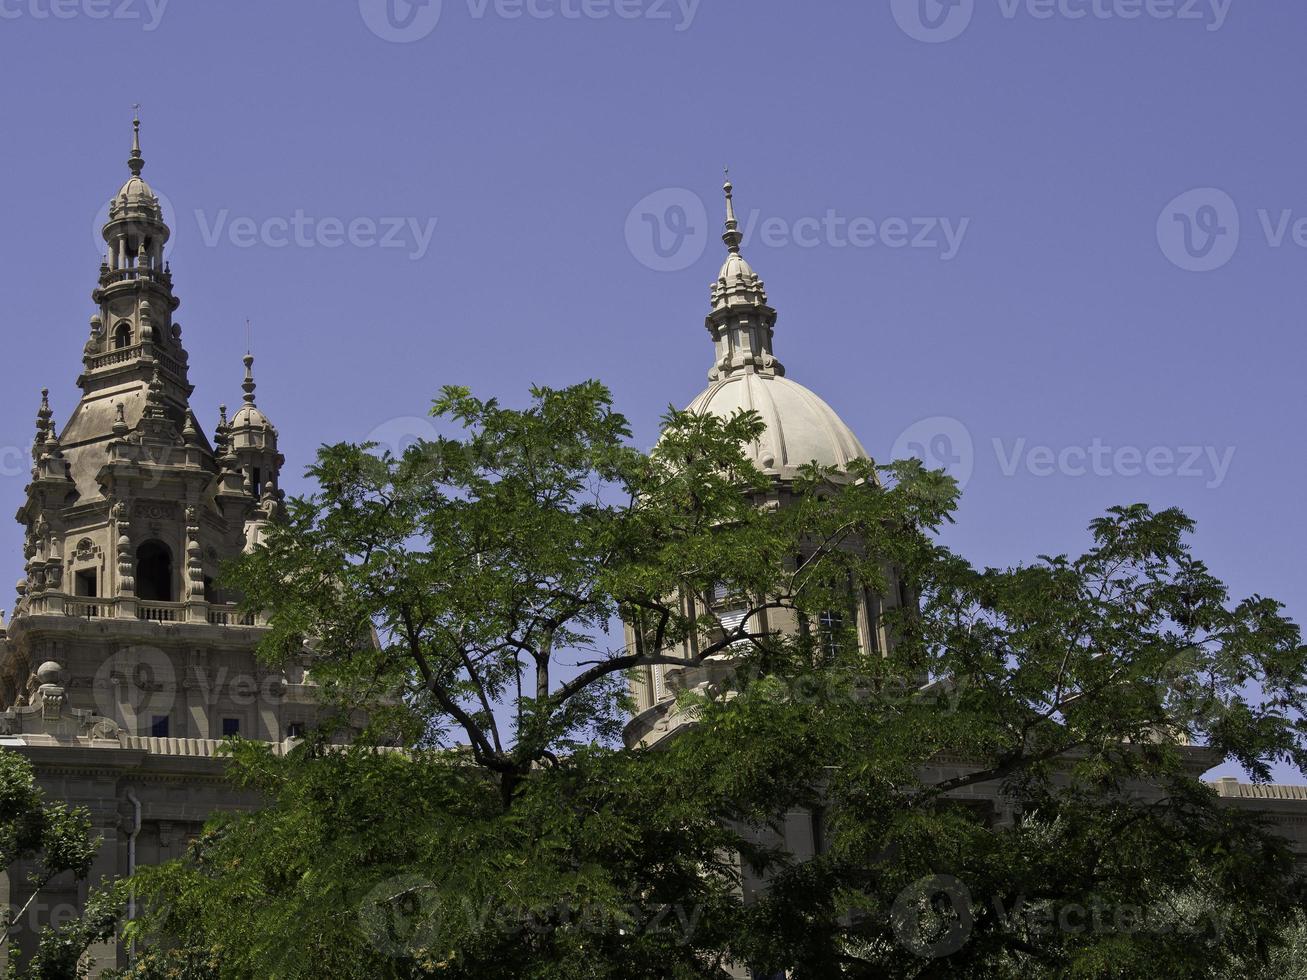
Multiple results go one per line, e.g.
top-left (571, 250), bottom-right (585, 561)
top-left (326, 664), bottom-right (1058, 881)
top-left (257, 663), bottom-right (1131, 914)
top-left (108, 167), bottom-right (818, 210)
top-left (105, 117), bottom-right (165, 225)
top-left (687, 372), bottom-right (869, 480)
top-left (228, 354), bottom-right (277, 450)
top-left (230, 404), bottom-right (271, 428)
top-left (228, 404), bottom-right (277, 450)
top-left (114, 175), bottom-right (156, 206)
top-left (719, 250), bottom-right (757, 282)
top-left (109, 175), bottom-right (164, 221)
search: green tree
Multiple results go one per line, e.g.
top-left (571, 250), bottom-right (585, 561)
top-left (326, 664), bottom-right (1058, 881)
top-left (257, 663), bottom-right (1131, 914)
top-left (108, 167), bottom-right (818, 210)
top-left (0, 750), bottom-right (120, 979)
top-left (122, 382), bottom-right (1307, 978)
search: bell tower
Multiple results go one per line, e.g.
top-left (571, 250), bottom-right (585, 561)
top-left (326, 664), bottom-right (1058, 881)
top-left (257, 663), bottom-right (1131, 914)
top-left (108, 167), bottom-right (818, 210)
top-left (0, 119), bottom-right (310, 743)
top-left (0, 119), bottom-right (335, 975)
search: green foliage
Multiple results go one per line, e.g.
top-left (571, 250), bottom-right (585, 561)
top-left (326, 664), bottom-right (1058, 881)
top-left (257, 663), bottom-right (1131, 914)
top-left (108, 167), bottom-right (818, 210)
top-left (21, 884), bottom-right (123, 980)
top-left (121, 383), bottom-right (1307, 978)
top-left (0, 751), bottom-right (121, 979)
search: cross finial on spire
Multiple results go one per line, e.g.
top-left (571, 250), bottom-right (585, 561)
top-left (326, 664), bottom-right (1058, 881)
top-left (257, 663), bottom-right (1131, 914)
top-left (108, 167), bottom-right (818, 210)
top-left (128, 106), bottom-right (145, 177)
top-left (722, 169), bottom-right (743, 254)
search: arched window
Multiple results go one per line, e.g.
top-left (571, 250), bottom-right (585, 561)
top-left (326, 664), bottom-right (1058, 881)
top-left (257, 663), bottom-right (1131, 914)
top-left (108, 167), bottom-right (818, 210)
top-left (114, 322), bottom-right (132, 350)
top-left (135, 540), bottom-right (174, 602)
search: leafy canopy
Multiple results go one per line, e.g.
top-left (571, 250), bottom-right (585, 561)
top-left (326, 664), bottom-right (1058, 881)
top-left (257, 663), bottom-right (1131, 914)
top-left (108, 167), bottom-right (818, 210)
top-left (121, 382), bottom-right (1307, 979)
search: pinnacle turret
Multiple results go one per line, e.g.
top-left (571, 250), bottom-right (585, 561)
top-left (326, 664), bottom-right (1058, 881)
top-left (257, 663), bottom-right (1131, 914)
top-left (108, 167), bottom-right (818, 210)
top-left (705, 177), bottom-right (782, 380)
top-left (128, 110), bottom-right (144, 177)
top-left (242, 353), bottom-right (257, 405)
top-left (722, 169), bottom-right (743, 254)
top-left (31, 390), bottom-right (51, 464)
top-left (228, 352), bottom-right (282, 501)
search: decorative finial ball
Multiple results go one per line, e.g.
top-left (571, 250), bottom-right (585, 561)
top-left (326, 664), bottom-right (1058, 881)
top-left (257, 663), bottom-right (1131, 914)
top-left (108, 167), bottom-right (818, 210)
top-left (36, 661), bottom-right (63, 685)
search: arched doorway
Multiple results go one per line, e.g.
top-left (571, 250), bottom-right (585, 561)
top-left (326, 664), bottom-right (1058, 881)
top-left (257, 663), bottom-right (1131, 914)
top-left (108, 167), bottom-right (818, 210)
top-left (135, 540), bottom-right (174, 602)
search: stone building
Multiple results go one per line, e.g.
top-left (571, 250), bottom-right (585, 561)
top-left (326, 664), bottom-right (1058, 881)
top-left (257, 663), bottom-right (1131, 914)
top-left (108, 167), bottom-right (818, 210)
top-left (0, 120), bottom-right (321, 974)
top-left (0, 125), bottom-right (1304, 975)
top-left (622, 178), bottom-right (1307, 961)
top-left (624, 176), bottom-right (911, 748)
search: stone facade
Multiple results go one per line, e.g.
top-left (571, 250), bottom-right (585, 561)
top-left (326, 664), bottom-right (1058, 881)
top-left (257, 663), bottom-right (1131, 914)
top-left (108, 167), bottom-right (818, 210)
top-left (0, 120), bottom-right (321, 974)
top-left (1, 128), bottom-right (1304, 976)
top-left (623, 180), bottom-right (1307, 980)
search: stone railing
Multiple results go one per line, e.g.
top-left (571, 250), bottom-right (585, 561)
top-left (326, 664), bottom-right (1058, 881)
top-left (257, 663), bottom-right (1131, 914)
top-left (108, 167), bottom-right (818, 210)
top-left (137, 602), bottom-right (182, 623)
top-left (207, 607), bottom-right (257, 627)
top-left (64, 600), bottom-right (107, 619)
top-left (21, 594), bottom-right (267, 627)
top-left (86, 346), bottom-right (140, 371)
top-left (86, 344), bottom-right (186, 379)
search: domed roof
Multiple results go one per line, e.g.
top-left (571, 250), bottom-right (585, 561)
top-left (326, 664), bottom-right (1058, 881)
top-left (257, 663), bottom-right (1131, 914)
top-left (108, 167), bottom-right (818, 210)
top-left (687, 372), bottom-right (868, 480)
top-left (105, 116), bottom-right (165, 225)
top-left (112, 175), bottom-right (161, 212)
top-left (229, 403), bottom-right (273, 430)
top-left (718, 250), bottom-right (757, 282)
top-left (228, 354), bottom-right (277, 448)
top-left (678, 176), bottom-right (870, 480)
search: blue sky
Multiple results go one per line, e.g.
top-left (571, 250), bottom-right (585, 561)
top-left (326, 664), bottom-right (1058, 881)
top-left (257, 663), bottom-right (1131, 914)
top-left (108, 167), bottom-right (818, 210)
top-left (0, 0), bottom-right (1302, 778)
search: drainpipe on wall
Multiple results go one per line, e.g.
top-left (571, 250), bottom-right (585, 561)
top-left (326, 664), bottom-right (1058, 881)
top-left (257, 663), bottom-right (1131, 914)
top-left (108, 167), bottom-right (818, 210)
top-left (125, 789), bottom-right (141, 959)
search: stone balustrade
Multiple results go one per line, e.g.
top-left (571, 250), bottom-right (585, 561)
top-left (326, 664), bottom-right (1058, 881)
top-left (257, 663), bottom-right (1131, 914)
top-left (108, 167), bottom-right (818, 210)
top-left (26, 594), bottom-right (266, 627)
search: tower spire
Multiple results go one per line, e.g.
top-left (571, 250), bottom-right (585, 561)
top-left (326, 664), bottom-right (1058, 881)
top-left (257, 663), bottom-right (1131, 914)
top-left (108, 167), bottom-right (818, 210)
top-left (705, 174), bottom-right (781, 380)
top-left (242, 353), bottom-right (257, 406)
top-left (722, 168), bottom-right (743, 254)
top-left (34, 389), bottom-right (51, 440)
top-left (128, 106), bottom-right (144, 177)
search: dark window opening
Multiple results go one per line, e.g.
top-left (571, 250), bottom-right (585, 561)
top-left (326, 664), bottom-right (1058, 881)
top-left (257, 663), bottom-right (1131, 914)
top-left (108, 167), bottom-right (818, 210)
top-left (114, 322), bottom-right (132, 349)
top-left (221, 718), bottom-right (241, 738)
top-left (203, 576), bottom-right (216, 604)
top-left (252, 467), bottom-right (263, 498)
top-left (287, 722), bottom-right (305, 739)
top-left (74, 569), bottom-right (97, 598)
top-left (150, 715), bottom-right (170, 738)
top-left (135, 540), bottom-right (174, 602)
top-left (898, 577), bottom-right (912, 610)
